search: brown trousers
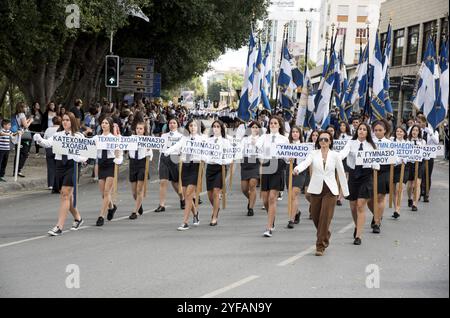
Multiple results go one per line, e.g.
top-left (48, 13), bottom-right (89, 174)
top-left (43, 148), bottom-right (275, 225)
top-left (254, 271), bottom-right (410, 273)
top-left (309, 183), bottom-right (337, 251)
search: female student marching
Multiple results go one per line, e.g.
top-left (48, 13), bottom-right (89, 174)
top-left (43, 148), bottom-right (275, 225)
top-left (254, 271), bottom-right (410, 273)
top-left (94, 117), bottom-right (123, 226)
top-left (164, 119), bottom-right (205, 230)
top-left (254, 116), bottom-right (290, 237)
top-left (33, 112), bottom-right (86, 236)
top-left (368, 120), bottom-right (392, 234)
top-left (240, 121), bottom-right (262, 217)
top-left (128, 121), bottom-right (153, 220)
top-left (155, 117), bottom-right (184, 212)
top-left (391, 127), bottom-right (409, 219)
top-left (406, 125), bottom-right (426, 212)
top-left (340, 123), bottom-right (379, 245)
top-left (286, 125), bottom-right (305, 228)
top-left (205, 120), bottom-right (232, 226)
top-left (335, 121), bottom-right (352, 206)
top-left (293, 130), bottom-right (349, 256)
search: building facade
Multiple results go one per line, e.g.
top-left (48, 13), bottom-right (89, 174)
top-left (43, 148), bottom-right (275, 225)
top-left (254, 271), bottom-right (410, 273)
top-left (379, 0), bottom-right (449, 124)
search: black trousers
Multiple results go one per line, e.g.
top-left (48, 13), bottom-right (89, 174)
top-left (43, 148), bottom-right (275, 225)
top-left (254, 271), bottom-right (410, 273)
top-left (421, 158), bottom-right (434, 196)
top-left (45, 148), bottom-right (56, 187)
top-left (0, 149), bottom-right (9, 177)
top-left (13, 141), bottom-right (31, 173)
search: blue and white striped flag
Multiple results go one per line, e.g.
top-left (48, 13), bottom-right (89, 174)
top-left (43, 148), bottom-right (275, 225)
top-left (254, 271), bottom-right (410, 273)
top-left (261, 43), bottom-right (272, 112)
top-left (278, 40), bottom-right (299, 119)
top-left (382, 23), bottom-right (393, 116)
top-left (249, 39), bottom-right (263, 117)
top-left (238, 32), bottom-right (257, 121)
top-left (370, 31), bottom-right (387, 121)
top-left (314, 50), bottom-right (336, 129)
top-left (296, 65), bottom-right (316, 129)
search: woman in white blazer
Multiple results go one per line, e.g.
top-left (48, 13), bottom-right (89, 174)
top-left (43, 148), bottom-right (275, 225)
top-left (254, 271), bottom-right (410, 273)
top-left (294, 131), bottom-right (349, 256)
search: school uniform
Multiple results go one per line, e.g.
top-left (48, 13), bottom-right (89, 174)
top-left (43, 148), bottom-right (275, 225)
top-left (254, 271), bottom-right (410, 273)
top-left (94, 134), bottom-right (124, 180)
top-left (406, 138), bottom-right (426, 181)
top-left (240, 135), bottom-right (261, 181)
top-left (285, 140), bottom-right (307, 189)
top-left (164, 134), bottom-right (205, 186)
top-left (159, 130), bottom-right (183, 182)
top-left (374, 137), bottom-right (392, 195)
top-left (129, 147), bottom-right (153, 183)
top-left (421, 126), bottom-right (439, 197)
top-left (34, 131), bottom-right (87, 190)
top-left (340, 140), bottom-right (380, 201)
top-left (337, 133), bottom-right (352, 173)
top-left (390, 137), bottom-right (410, 184)
top-left (205, 136), bottom-right (232, 191)
top-left (255, 132), bottom-right (290, 192)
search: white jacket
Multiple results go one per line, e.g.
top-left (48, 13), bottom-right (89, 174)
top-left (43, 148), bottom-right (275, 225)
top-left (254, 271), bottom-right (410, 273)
top-left (294, 150), bottom-right (349, 196)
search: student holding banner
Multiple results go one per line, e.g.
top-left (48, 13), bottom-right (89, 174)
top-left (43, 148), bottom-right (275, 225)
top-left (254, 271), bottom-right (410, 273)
top-left (406, 125), bottom-right (426, 212)
top-left (391, 127), bottom-right (409, 219)
top-left (254, 116), bottom-right (290, 238)
top-left (128, 121), bottom-right (153, 220)
top-left (340, 123), bottom-right (380, 245)
top-left (205, 120), bottom-right (232, 226)
top-left (33, 112), bottom-right (86, 236)
top-left (94, 117), bottom-right (123, 226)
top-left (164, 119), bottom-right (204, 231)
top-left (293, 131), bottom-right (349, 256)
top-left (240, 121), bottom-right (262, 217)
top-left (155, 118), bottom-right (184, 212)
top-left (336, 122), bottom-right (352, 205)
top-left (368, 120), bottom-right (392, 234)
top-left (286, 125), bottom-right (305, 228)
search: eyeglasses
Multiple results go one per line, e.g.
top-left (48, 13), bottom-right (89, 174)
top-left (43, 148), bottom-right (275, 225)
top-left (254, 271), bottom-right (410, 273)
top-left (318, 137), bottom-right (329, 143)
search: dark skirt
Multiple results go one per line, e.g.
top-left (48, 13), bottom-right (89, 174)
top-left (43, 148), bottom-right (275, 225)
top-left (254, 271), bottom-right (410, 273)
top-left (376, 167), bottom-right (390, 195)
top-left (129, 158), bottom-right (146, 183)
top-left (98, 158), bottom-right (115, 180)
top-left (206, 164), bottom-right (226, 191)
top-left (406, 162), bottom-right (424, 181)
top-left (286, 168), bottom-right (306, 189)
top-left (393, 164), bottom-right (409, 184)
top-left (261, 159), bottom-right (286, 192)
top-left (342, 158), bottom-right (350, 173)
top-left (182, 162), bottom-right (199, 186)
top-left (55, 159), bottom-right (75, 191)
top-left (159, 154), bottom-right (179, 182)
top-left (347, 168), bottom-right (373, 201)
top-left (240, 157), bottom-right (260, 181)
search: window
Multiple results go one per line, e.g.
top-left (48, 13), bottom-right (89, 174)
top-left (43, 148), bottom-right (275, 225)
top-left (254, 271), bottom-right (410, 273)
top-left (440, 17), bottom-right (448, 52)
top-left (406, 25), bottom-right (419, 64)
top-left (356, 28), bottom-right (367, 38)
top-left (380, 32), bottom-right (387, 52)
top-left (288, 21), bottom-right (297, 43)
top-left (402, 90), bottom-right (414, 120)
top-left (337, 5), bottom-right (349, 22)
top-left (422, 21), bottom-right (435, 60)
top-left (393, 29), bottom-right (405, 66)
top-left (354, 49), bottom-right (361, 64)
top-left (357, 6), bottom-right (368, 22)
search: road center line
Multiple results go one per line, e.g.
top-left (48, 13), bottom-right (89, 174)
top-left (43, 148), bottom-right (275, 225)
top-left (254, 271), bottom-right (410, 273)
top-left (200, 275), bottom-right (259, 298)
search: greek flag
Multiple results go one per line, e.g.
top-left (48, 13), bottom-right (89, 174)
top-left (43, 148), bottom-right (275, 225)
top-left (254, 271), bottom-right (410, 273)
top-left (238, 32), bottom-right (257, 121)
top-left (249, 40), bottom-right (263, 116)
top-left (370, 31), bottom-right (387, 121)
top-left (278, 40), bottom-right (299, 120)
top-left (334, 50), bottom-right (349, 122)
top-left (296, 65), bottom-right (316, 129)
top-left (314, 50), bottom-right (336, 129)
top-left (382, 23), bottom-right (393, 116)
top-left (261, 43), bottom-right (272, 112)
top-left (412, 36), bottom-right (437, 117)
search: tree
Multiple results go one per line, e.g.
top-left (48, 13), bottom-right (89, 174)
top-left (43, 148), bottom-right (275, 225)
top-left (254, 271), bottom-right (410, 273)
top-left (207, 71), bottom-right (243, 101)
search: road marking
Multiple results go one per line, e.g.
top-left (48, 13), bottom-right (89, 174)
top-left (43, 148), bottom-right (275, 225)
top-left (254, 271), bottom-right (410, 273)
top-left (0, 235), bottom-right (48, 248)
top-left (200, 275), bottom-right (259, 298)
top-left (277, 222), bottom-right (355, 266)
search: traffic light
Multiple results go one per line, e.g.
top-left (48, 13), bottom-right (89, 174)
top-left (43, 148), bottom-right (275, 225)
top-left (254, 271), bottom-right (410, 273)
top-left (105, 55), bottom-right (120, 87)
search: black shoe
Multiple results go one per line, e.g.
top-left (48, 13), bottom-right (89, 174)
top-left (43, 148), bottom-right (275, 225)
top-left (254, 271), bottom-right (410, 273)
top-left (247, 208), bottom-right (254, 216)
top-left (287, 221), bottom-right (294, 229)
top-left (96, 216), bottom-right (104, 226)
top-left (138, 205), bottom-right (143, 215)
top-left (423, 196), bottom-right (429, 203)
top-left (154, 205), bottom-right (166, 213)
top-left (209, 220), bottom-right (218, 226)
top-left (107, 204), bottom-right (117, 221)
top-left (354, 237), bottom-right (362, 245)
top-left (412, 205), bottom-right (418, 211)
top-left (180, 200), bottom-right (185, 210)
top-left (353, 228), bottom-right (357, 239)
top-left (371, 217), bottom-right (375, 229)
top-left (294, 211), bottom-right (301, 224)
top-left (392, 212), bottom-right (400, 219)
top-left (372, 224), bottom-right (381, 234)
top-left (336, 200), bottom-right (342, 206)
top-left (129, 213), bottom-right (138, 220)
top-left (408, 199), bottom-right (413, 207)
top-left (199, 198), bottom-right (203, 205)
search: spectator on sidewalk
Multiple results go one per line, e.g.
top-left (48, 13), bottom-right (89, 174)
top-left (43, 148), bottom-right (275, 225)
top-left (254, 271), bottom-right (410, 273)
top-left (30, 102), bottom-right (44, 156)
top-left (13, 102), bottom-right (33, 178)
top-left (70, 99), bottom-right (84, 128)
top-left (44, 116), bottom-right (62, 191)
top-left (0, 119), bottom-right (16, 182)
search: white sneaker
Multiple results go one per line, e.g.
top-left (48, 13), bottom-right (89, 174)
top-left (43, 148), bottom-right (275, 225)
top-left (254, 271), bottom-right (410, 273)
top-left (70, 218), bottom-right (84, 231)
top-left (277, 192), bottom-right (283, 201)
top-left (48, 186), bottom-right (53, 190)
top-left (48, 226), bottom-right (62, 236)
top-left (193, 214), bottom-right (200, 226)
top-left (263, 229), bottom-right (272, 237)
top-left (177, 223), bottom-right (190, 231)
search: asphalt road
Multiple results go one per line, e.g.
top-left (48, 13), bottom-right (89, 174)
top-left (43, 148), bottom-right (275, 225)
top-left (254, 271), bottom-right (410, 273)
top-left (0, 161), bottom-right (448, 298)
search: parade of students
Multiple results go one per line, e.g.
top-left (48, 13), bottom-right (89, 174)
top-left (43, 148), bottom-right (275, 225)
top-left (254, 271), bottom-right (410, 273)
top-left (294, 130), bottom-right (349, 256)
top-left (286, 125), bottom-right (304, 228)
top-left (391, 126), bottom-right (409, 219)
top-left (368, 120), bottom-right (392, 234)
top-left (128, 120), bottom-right (153, 220)
top-left (205, 120), bottom-right (232, 226)
top-left (340, 122), bottom-right (380, 245)
top-left (155, 117), bottom-right (184, 212)
top-left (94, 117), bottom-right (123, 226)
top-left (336, 121), bottom-right (352, 206)
top-left (164, 119), bottom-right (204, 231)
top-left (33, 112), bottom-right (86, 236)
top-left (406, 124), bottom-right (426, 212)
top-left (240, 120), bottom-right (262, 217)
top-left (254, 115), bottom-right (290, 238)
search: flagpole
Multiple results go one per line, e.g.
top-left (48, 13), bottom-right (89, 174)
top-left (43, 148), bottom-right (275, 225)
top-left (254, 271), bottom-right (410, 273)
top-left (364, 21), bottom-right (371, 119)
